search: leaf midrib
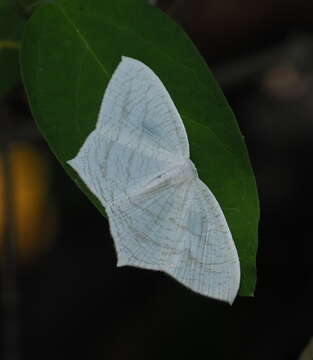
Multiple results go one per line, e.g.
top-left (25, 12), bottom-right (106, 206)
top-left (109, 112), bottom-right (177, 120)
top-left (54, 2), bottom-right (109, 79)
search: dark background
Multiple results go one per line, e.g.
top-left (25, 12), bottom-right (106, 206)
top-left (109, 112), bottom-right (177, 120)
top-left (1, 0), bottom-right (312, 359)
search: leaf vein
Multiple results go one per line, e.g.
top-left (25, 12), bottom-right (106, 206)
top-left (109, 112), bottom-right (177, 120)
top-left (53, 3), bottom-right (109, 80)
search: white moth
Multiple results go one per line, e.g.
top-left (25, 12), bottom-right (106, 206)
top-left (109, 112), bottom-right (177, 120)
top-left (68, 56), bottom-right (240, 304)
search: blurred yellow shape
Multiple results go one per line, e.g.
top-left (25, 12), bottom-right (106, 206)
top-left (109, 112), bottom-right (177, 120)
top-left (0, 142), bottom-right (56, 262)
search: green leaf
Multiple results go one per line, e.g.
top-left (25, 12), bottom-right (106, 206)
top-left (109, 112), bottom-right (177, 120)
top-left (20, 0), bottom-right (259, 296)
top-left (0, 0), bottom-right (25, 96)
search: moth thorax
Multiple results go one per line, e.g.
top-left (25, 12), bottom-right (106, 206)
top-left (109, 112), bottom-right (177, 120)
top-left (169, 159), bottom-right (198, 185)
